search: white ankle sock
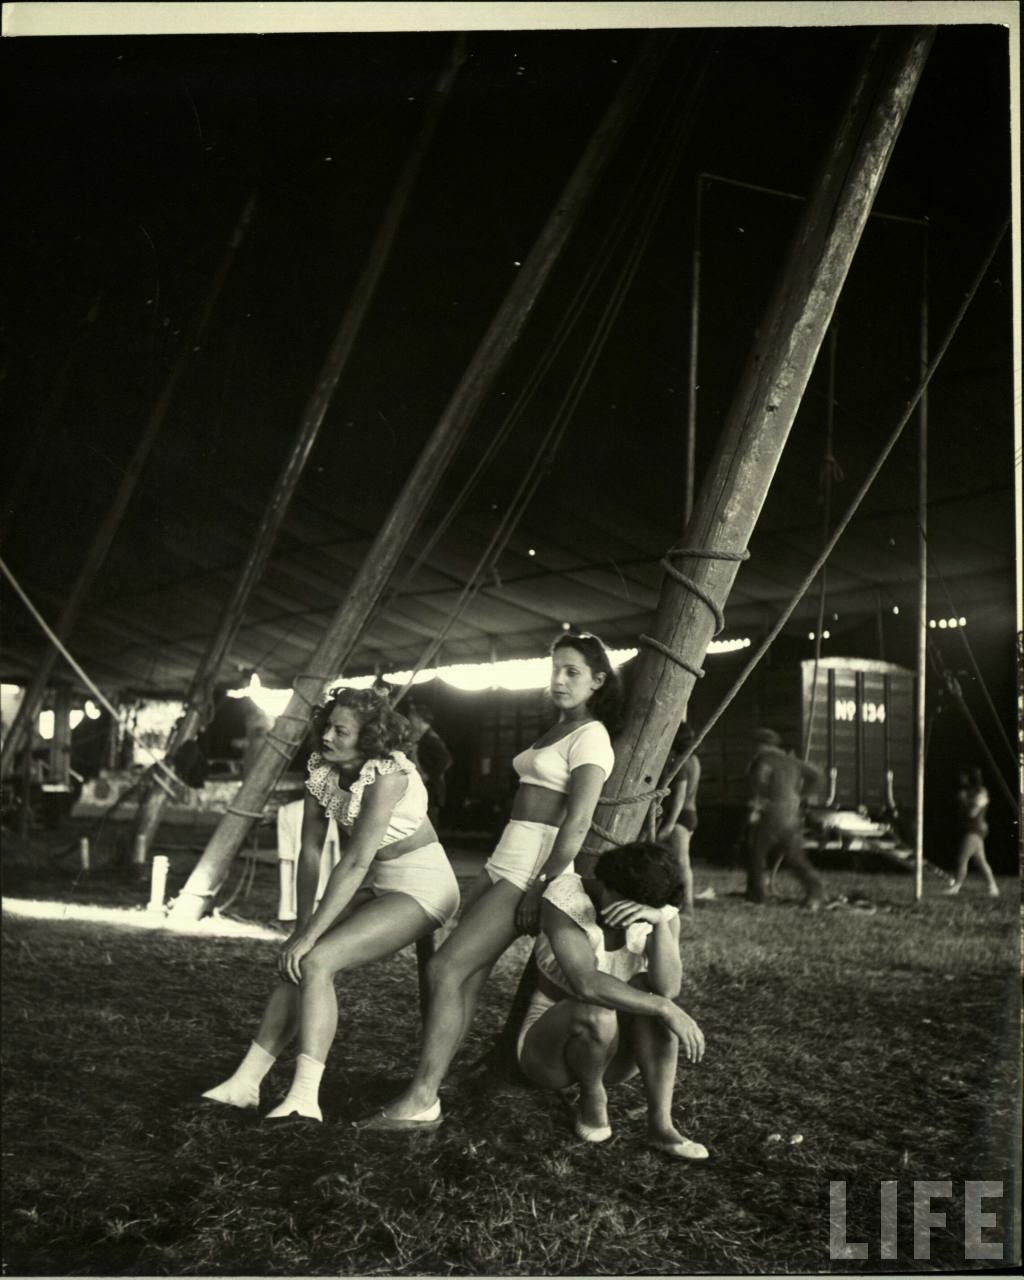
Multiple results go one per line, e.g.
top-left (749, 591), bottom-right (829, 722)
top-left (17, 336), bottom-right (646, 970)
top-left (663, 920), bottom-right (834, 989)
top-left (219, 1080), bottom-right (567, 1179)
top-left (202, 1041), bottom-right (276, 1109)
top-left (265, 1052), bottom-right (325, 1121)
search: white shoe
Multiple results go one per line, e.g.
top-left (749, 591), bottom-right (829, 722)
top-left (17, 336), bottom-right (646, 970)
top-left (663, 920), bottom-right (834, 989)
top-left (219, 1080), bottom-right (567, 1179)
top-left (573, 1106), bottom-right (612, 1144)
top-left (647, 1135), bottom-right (709, 1160)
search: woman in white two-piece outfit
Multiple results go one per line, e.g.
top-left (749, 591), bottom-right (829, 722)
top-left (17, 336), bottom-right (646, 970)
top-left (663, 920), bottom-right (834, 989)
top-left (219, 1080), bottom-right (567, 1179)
top-left (200, 687), bottom-right (459, 1122)
top-left (366, 631), bottom-right (620, 1130)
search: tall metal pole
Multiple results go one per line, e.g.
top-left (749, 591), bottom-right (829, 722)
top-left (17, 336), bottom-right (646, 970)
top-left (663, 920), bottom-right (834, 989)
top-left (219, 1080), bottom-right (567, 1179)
top-left (684, 174), bottom-right (703, 526)
top-left (169, 33), bottom-right (676, 922)
top-left (0, 192), bottom-right (257, 780)
top-left (914, 222), bottom-right (929, 900)
top-left (131, 36), bottom-right (468, 861)
top-left (804, 323), bottom-right (837, 762)
top-left (582, 29), bottom-right (935, 861)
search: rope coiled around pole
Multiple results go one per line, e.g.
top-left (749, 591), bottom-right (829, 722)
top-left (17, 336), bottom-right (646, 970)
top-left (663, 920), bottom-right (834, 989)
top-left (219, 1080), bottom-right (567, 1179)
top-left (638, 545), bottom-right (750, 679)
top-left (595, 544), bottom-right (750, 845)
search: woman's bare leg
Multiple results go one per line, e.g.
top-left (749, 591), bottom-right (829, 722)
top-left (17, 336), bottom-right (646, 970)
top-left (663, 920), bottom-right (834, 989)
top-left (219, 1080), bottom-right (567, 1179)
top-left (265, 893), bottom-right (434, 1120)
top-left (296, 893), bottom-right (435, 1063)
top-left (666, 825), bottom-right (695, 914)
top-left (520, 997), bottom-right (619, 1133)
top-left (975, 848), bottom-right (1000, 895)
top-left (628, 1012), bottom-right (681, 1141)
top-left (380, 875), bottom-right (523, 1118)
top-left (202, 980), bottom-right (299, 1107)
top-left (253, 982), bottom-right (301, 1057)
top-left (623, 1008), bottom-right (708, 1158)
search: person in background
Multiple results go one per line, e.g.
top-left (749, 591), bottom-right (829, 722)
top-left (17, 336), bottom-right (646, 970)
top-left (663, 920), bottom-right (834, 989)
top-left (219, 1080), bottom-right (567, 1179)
top-left (944, 767), bottom-right (999, 897)
top-left (655, 722), bottom-right (700, 914)
top-left (746, 728), bottom-right (825, 910)
top-left (517, 840), bottom-right (707, 1158)
top-left (405, 701), bottom-right (453, 828)
top-left (200, 687), bottom-right (459, 1122)
top-left (363, 631), bottom-right (620, 1130)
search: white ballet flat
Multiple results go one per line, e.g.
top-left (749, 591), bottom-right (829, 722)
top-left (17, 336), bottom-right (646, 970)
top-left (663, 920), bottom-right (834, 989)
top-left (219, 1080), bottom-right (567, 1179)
top-left (647, 1135), bottom-right (709, 1160)
top-left (356, 1099), bottom-right (443, 1131)
top-left (573, 1107), bottom-right (612, 1144)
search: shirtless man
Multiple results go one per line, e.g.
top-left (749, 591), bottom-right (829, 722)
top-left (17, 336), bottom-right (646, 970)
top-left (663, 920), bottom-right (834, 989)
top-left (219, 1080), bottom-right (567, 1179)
top-left (746, 728), bottom-right (825, 910)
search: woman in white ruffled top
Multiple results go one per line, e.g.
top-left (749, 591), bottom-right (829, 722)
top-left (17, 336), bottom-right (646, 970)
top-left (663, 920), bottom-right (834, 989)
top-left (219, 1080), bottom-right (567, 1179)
top-left (201, 687), bottom-right (459, 1122)
top-left (518, 840), bottom-right (708, 1159)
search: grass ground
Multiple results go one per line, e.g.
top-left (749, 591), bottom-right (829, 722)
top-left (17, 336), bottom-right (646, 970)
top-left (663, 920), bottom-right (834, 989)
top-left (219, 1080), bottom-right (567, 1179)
top-left (1, 838), bottom-right (1019, 1276)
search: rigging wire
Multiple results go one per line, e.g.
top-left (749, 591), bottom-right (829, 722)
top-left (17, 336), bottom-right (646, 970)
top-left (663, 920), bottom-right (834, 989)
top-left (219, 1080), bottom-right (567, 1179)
top-left (924, 538), bottom-right (1017, 773)
top-left (388, 49), bottom-right (709, 702)
top-left (367, 41), bottom-right (714, 637)
top-left (680, 216), bottom-right (1010, 769)
top-left (1, 553), bottom-right (281, 895)
top-left (0, 553), bottom-right (182, 787)
top-left (928, 641), bottom-right (1019, 814)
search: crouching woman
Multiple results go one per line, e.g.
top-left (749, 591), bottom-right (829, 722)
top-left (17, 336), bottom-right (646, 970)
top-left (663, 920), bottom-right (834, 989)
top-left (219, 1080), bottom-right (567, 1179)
top-left (517, 841), bottom-right (707, 1158)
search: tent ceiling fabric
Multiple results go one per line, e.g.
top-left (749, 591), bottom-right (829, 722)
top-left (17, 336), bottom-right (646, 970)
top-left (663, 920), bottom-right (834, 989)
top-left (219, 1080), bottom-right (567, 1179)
top-left (0, 24), bottom-right (1015, 697)
top-left (3, 480), bottom-right (1012, 695)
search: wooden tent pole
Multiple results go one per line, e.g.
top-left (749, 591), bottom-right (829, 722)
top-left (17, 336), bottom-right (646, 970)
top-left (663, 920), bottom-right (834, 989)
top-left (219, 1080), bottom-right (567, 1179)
top-left (51, 685), bottom-right (73, 788)
top-left (0, 192), bottom-right (257, 781)
top-left (168, 33), bottom-right (675, 923)
top-left (130, 36), bottom-right (468, 861)
top-left (582, 28), bottom-right (935, 861)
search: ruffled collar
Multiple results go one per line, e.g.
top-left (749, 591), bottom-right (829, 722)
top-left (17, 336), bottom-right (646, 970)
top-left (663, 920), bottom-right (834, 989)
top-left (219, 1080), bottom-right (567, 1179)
top-left (306, 750), bottom-right (416, 825)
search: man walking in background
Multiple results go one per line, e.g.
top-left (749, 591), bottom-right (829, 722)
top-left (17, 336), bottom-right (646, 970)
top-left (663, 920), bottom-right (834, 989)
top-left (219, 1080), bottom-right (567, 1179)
top-left (746, 727), bottom-right (825, 910)
top-left (945, 767), bottom-right (999, 897)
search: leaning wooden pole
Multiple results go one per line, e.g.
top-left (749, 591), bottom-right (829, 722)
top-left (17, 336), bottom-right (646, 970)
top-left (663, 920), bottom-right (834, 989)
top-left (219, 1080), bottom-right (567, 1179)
top-left (582, 28), bottom-right (935, 862)
top-left (131, 36), bottom-right (467, 861)
top-left (0, 192), bottom-right (257, 780)
top-left (168, 33), bottom-right (675, 922)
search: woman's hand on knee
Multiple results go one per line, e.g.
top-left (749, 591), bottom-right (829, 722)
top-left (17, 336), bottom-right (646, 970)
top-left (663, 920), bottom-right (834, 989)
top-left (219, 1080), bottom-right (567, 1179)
top-left (278, 929), bottom-right (316, 985)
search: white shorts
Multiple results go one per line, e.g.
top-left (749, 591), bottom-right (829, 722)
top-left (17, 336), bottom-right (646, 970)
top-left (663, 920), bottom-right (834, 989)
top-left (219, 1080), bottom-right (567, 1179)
top-left (484, 820), bottom-right (563, 893)
top-left (370, 841), bottom-right (460, 927)
top-left (516, 987), bottom-right (559, 1063)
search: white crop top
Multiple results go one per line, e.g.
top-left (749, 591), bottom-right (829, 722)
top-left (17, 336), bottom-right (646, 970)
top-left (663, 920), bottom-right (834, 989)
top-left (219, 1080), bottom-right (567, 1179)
top-left (305, 750), bottom-right (427, 846)
top-left (534, 872), bottom-right (651, 993)
top-left (512, 720), bottom-right (614, 793)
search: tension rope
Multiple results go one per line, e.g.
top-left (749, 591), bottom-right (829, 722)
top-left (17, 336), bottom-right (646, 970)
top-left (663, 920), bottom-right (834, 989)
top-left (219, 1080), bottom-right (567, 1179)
top-left (926, 541), bottom-right (1017, 773)
top-left (1, 554), bottom-right (184, 792)
top-left (377, 43), bottom-right (712, 625)
top-left (388, 49), bottom-right (710, 706)
top-left (588, 215), bottom-right (1009, 849)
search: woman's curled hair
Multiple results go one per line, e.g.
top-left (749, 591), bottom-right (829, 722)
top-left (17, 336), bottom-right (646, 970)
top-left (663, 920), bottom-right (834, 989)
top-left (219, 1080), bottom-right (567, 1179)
top-left (551, 631), bottom-right (622, 729)
top-left (593, 840), bottom-right (684, 909)
top-left (311, 686), bottom-right (411, 761)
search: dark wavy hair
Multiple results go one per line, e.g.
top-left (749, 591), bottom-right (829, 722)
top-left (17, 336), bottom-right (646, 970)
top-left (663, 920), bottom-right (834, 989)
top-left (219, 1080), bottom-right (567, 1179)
top-left (593, 840), bottom-right (684, 909)
top-left (550, 631), bottom-right (622, 729)
top-left (311, 686), bottom-right (412, 761)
